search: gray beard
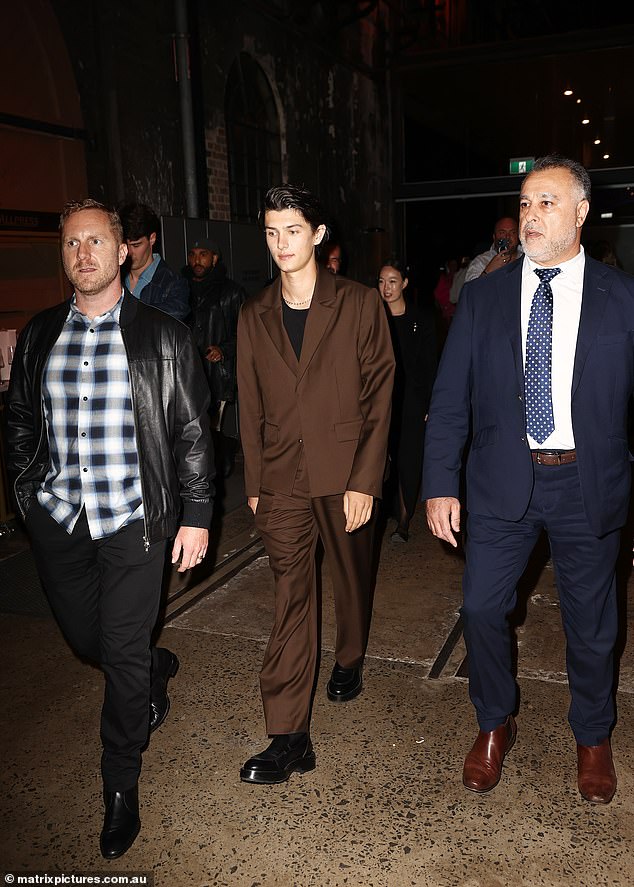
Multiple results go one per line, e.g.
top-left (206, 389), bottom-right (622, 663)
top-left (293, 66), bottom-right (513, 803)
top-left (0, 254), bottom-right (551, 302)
top-left (521, 231), bottom-right (576, 263)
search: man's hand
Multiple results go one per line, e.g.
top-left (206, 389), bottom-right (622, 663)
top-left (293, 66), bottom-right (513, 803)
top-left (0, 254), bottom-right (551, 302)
top-left (248, 497), bottom-right (259, 514)
top-left (343, 490), bottom-right (373, 533)
top-left (205, 345), bottom-right (223, 363)
top-left (482, 250), bottom-right (514, 275)
top-left (425, 497), bottom-right (461, 548)
top-left (171, 526), bottom-right (209, 572)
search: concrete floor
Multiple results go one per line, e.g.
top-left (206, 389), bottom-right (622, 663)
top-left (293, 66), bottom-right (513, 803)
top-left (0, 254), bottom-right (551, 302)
top-left (1, 496), bottom-right (633, 886)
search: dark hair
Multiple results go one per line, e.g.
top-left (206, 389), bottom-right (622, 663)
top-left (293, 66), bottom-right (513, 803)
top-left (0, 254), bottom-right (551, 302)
top-left (118, 202), bottom-right (161, 241)
top-left (378, 257), bottom-right (409, 280)
top-left (529, 155), bottom-right (591, 202)
top-left (320, 239), bottom-right (347, 270)
top-left (590, 239), bottom-right (618, 266)
top-left (59, 199), bottom-right (123, 244)
top-left (261, 184), bottom-right (330, 238)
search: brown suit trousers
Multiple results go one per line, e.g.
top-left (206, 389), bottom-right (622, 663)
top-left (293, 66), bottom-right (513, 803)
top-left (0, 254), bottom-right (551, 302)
top-left (255, 454), bottom-right (374, 733)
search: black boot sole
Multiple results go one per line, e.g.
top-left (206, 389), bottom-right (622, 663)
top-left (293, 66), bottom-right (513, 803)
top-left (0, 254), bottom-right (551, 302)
top-left (239, 752), bottom-right (316, 785)
top-left (326, 679), bottom-right (363, 703)
top-left (100, 820), bottom-right (141, 859)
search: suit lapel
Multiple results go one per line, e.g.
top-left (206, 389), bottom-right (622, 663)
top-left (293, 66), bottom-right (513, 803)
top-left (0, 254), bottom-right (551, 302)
top-left (498, 260), bottom-right (525, 394)
top-left (296, 266), bottom-right (338, 383)
top-left (258, 277), bottom-right (299, 375)
top-left (572, 256), bottom-right (611, 395)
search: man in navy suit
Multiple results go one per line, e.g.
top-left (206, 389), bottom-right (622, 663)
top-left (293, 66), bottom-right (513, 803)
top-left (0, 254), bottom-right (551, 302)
top-left (423, 155), bottom-right (633, 804)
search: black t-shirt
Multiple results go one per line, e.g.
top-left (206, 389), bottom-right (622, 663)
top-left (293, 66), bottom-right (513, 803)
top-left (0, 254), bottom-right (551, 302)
top-left (282, 300), bottom-right (310, 360)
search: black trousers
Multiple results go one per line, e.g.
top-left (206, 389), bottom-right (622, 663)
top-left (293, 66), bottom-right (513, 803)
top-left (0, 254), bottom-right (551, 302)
top-left (26, 502), bottom-right (167, 791)
top-left (388, 388), bottom-right (426, 521)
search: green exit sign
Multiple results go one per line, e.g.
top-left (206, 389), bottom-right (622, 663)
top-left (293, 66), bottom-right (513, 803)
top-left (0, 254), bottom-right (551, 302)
top-left (509, 157), bottom-right (535, 174)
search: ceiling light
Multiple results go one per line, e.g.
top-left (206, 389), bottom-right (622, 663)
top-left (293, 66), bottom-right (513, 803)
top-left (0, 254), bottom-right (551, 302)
top-left (581, 118), bottom-right (590, 125)
top-left (576, 99), bottom-right (581, 104)
top-left (564, 89), bottom-right (573, 96)
top-left (603, 153), bottom-right (610, 159)
top-left (594, 139), bottom-right (601, 145)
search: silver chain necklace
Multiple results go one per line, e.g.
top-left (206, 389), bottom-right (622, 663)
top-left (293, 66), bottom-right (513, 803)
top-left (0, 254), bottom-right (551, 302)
top-left (282, 293), bottom-right (312, 308)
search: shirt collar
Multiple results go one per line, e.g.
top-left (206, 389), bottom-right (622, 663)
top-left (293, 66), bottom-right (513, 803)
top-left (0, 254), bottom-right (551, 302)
top-left (126, 252), bottom-right (161, 293)
top-left (66, 290), bottom-right (125, 326)
top-left (523, 244), bottom-right (585, 278)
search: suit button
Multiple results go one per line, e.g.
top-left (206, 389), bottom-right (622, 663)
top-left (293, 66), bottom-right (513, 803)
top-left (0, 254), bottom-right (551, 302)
top-left (520, 436), bottom-right (526, 443)
top-left (298, 438), bottom-right (303, 444)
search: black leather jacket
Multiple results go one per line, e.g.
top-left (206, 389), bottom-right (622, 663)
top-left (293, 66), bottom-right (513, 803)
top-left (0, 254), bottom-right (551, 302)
top-left (7, 292), bottom-right (214, 545)
top-left (185, 263), bottom-right (246, 403)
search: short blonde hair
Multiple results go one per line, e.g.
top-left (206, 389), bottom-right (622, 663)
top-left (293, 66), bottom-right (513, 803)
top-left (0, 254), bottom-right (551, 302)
top-left (59, 199), bottom-right (123, 244)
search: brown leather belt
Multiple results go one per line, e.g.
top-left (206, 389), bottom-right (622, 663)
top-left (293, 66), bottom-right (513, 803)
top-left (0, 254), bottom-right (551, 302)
top-left (531, 449), bottom-right (577, 466)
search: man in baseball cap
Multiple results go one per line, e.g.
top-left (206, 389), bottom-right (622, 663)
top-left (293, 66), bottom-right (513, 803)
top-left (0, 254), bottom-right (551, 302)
top-left (184, 237), bottom-right (246, 476)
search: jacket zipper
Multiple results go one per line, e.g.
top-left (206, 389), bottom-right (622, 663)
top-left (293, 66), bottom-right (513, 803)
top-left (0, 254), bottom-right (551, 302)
top-left (121, 328), bottom-right (151, 551)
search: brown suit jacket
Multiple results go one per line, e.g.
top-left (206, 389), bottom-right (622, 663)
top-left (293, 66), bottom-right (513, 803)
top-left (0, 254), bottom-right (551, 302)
top-left (238, 266), bottom-right (395, 499)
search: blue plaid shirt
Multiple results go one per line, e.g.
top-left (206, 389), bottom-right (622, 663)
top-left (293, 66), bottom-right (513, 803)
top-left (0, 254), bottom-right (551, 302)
top-left (37, 293), bottom-right (144, 539)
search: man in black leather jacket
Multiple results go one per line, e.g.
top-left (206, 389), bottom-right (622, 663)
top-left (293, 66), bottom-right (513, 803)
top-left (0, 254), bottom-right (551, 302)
top-left (7, 199), bottom-right (214, 860)
top-left (184, 238), bottom-right (246, 475)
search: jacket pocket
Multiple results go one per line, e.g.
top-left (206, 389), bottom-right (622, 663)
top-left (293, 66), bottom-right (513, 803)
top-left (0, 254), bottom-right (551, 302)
top-left (472, 425), bottom-right (497, 449)
top-left (608, 435), bottom-right (633, 461)
top-left (334, 418), bottom-right (363, 442)
top-left (263, 422), bottom-right (279, 444)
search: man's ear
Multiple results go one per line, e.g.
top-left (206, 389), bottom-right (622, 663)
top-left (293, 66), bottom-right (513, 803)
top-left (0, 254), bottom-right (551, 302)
top-left (576, 199), bottom-right (590, 228)
top-left (314, 224), bottom-right (327, 246)
top-left (149, 231), bottom-right (157, 248)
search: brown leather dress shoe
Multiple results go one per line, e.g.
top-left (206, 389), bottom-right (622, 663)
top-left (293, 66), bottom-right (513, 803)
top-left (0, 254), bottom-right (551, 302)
top-left (463, 715), bottom-right (517, 793)
top-left (577, 739), bottom-right (617, 804)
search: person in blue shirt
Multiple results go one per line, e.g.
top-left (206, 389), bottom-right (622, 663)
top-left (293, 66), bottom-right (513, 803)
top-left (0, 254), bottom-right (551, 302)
top-left (119, 202), bottom-right (190, 322)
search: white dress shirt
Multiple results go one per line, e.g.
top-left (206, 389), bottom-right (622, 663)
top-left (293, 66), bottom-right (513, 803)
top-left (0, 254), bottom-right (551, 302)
top-left (465, 243), bottom-right (524, 283)
top-left (521, 246), bottom-right (585, 450)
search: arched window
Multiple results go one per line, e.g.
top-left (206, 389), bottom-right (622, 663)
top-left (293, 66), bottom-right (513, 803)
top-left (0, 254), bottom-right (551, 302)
top-left (225, 54), bottom-right (282, 224)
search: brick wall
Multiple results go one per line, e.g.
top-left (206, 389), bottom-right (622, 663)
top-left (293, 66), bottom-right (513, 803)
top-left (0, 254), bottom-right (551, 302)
top-left (206, 126), bottom-right (231, 221)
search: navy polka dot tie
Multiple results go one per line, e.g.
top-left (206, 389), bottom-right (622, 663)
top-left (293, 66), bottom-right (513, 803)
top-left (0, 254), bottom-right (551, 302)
top-left (525, 267), bottom-right (561, 444)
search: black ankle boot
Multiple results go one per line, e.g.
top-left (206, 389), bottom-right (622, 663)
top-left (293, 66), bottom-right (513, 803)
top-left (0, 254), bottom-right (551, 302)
top-left (150, 648), bottom-right (180, 732)
top-left (100, 784), bottom-right (140, 859)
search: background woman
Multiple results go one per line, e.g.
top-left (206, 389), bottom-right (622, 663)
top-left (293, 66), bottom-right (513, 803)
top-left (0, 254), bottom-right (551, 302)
top-left (378, 258), bottom-right (437, 541)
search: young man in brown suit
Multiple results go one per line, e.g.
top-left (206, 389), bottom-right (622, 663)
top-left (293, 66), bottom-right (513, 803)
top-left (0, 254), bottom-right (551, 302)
top-left (237, 185), bottom-right (394, 783)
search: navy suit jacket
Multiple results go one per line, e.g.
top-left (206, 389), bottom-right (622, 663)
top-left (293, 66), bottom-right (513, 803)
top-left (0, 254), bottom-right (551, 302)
top-left (422, 254), bottom-right (634, 537)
